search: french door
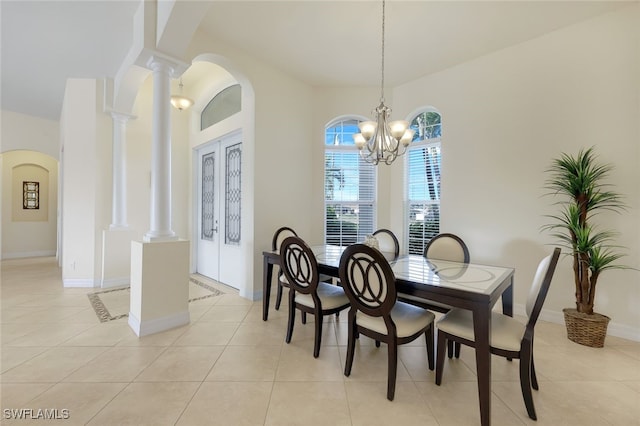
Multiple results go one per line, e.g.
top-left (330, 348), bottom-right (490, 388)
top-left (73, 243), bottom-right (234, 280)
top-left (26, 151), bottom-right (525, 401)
top-left (196, 132), bottom-right (242, 288)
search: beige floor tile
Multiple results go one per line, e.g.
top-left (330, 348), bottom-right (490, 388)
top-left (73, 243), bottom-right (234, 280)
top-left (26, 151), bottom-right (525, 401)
top-left (206, 345), bottom-right (281, 381)
top-left (172, 321), bottom-right (240, 346)
top-left (228, 318), bottom-right (288, 346)
top-left (5, 323), bottom-right (95, 347)
top-left (136, 345), bottom-right (223, 382)
top-left (345, 381), bottom-right (439, 425)
top-left (199, 304), bottom-right (252, 322)
top-left (177, 381), bottom-right (272, 425)
top-left (0, 323), bottom-right (43, 345)
top-left (493, 380), bottom-right (640, 425)
top-left (61, 322), bottom-right (136, 346)
top-left (3, 257), bottom-right (640, 425)
top-left (337, 344), bottom-right (413, 382)
top-left (275, 345), bottom-right (344, 382)
top-left (86, 382), bottom-right (199, 426)
top-left (398, 345), bottom-right (437, 382)
top-left (2, 382), bottom-right (127, 426)
top-left (265, 381), bottom-right (351, 426)
top-left (415, 380), bottom-right (526, 426)
top-left (63, 346), bottom-right (165, 382)
top-left (0, 383), bottom-right (53, 409)
top-left (0, 346), bottom-right (49, 373)
top-left (116, 324), bottom-right (188, 347)
top-left (1, 346), bottom-right (108, 383)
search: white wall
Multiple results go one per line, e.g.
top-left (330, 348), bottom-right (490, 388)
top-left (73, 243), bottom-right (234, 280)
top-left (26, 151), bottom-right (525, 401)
top-left (389, 4), bottom-right (640, 338)
top-left (0, 110), bottom-right (60, 159)
top-left (60, 79), bottom-right (98, 286)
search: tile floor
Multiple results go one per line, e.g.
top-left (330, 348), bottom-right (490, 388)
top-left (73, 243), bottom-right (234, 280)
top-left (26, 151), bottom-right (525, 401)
top-left (1, 257), bottom-right (639, 425)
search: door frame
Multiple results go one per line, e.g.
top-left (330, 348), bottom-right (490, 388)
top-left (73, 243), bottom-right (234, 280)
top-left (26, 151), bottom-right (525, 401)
top-left (191, 129), bottom-right (243, 288)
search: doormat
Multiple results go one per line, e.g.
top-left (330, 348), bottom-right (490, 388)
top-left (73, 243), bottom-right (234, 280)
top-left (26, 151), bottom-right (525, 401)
top-left (87, 277), bottom-right (224, 323)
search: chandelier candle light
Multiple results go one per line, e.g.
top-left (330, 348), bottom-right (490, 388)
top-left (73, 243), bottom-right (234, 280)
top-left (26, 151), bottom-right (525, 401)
top-left (353, 0), bottom-right (415, 165)
top-left (170, 77), bottom-right (194, 111)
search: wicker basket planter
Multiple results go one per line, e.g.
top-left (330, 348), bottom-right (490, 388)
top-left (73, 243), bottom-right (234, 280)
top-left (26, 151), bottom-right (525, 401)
top-left (563, 308), bottom-right (610, 348)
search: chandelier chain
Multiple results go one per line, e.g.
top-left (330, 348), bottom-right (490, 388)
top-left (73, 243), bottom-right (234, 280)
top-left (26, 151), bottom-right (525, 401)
top-left (380, 0), bottom-right (385, 103)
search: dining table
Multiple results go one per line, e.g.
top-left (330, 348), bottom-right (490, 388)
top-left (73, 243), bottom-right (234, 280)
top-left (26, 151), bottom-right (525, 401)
top-left (262, 244), bottom-right (515, 426)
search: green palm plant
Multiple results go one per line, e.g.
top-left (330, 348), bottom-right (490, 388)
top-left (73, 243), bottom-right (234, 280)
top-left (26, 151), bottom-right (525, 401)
top-left (544, 147), bottom-right (627, 315)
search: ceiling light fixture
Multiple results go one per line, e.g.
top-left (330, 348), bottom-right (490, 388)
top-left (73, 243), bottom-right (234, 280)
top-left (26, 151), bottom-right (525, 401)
top-left (170, 77), bottom-right (194, 111)
top-left (353, 0), bottom-right (415, 165)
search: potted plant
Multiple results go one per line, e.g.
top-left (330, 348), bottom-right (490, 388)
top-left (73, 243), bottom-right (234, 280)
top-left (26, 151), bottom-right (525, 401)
top-left (544, 147), bottom-right (628, 347)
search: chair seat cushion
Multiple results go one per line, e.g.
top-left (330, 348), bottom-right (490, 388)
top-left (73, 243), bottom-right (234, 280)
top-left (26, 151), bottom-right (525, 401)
top-left (397, 293), bottom-right (452, 312)
top-left (295, 282), bottom-right (350, 310)
top-left (436, 309), bottom-right (525, 351)
top-left (356, 302), bottom-right (435, 338)
top-left (279, 274), bottom-right (289, 285)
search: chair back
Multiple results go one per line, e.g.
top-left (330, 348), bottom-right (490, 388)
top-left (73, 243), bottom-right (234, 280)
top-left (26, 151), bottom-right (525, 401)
top-left (272, 226), bottom-right (297, 251)
top-left (525, 248), bottom-right (561, 328)
top-left (339, 244), bottom-right (397, 318)
top-left (372, 228), bottom-right (400, 257)
top-left (280, 236), bottom-right (319, 295)
top-left (424, 233), bottom-right (470, 263)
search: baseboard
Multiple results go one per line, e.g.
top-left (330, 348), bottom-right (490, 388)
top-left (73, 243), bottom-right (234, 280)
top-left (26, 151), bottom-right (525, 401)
top-left (513, 303), bottom-right (639, 342)
top-left (242, 288), bottom-right (261, 301)
top-left (101, 277), bottom-right (130, 289)
top-left (128, 310), bottom-right (190, 337)
top-left (63, 278), bottom-right (96, 288)
top-left (2, 250), bottom-right (56, 260)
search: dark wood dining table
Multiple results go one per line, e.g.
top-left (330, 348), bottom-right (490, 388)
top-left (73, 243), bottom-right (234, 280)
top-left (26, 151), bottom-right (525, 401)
top-left (262, 244), bottom-right (514, 426)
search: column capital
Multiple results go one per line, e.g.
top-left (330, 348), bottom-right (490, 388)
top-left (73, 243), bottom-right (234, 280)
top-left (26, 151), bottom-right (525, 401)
top-left (143, 50), bottom-right (190, 78)
top-left (110, 111), bottom-right (137, 123)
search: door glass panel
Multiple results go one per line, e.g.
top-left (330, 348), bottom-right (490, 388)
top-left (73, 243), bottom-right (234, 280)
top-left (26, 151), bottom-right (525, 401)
top-left (202, 152), bottom-right (215, 241)
top-left (225, 143), bottom-right (242, 245)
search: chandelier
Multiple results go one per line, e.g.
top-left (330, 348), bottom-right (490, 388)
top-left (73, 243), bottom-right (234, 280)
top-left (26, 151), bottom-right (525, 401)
top-left (353, 0), bottom-right (414, 165)
top-left (170, 77), bottom-right (194, 111)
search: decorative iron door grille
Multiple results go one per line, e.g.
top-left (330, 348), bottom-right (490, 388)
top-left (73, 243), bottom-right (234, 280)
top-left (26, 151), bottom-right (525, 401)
top-left (225, 143), bottom-right (242, 245)
top-left (201, 152), bottom-right (215, 241)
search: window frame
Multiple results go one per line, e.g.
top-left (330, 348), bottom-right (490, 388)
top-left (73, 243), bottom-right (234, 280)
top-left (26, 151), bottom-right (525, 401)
top-left (324, 117), bottom-right (377, 246)
top-left (404, 109), bottom-right (442, 255)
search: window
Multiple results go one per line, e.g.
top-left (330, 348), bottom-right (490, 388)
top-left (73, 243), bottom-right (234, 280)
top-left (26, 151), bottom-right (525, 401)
top-left (406, 110), bottom-right (441, 254)
top-left (324, 118), bottom-right (376, 245)
top-left (201, 84), bottom-right (241, 130)
top-left (23, 181), bottom-right (39, 209)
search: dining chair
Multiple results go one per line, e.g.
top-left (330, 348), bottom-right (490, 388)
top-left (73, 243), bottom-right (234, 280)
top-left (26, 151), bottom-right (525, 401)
top-left (398, 232), bottom-right (470, 358)
top-left (279, 235), bottom-right (351, 358)
top-left (272, 226), bottom-right (298, 312)
top-left (435, 247), bottom-right (561, 420)
top-left (372, 228), bottom-right (400, 256)
top-left (339, 243), bottom-right (435, 401)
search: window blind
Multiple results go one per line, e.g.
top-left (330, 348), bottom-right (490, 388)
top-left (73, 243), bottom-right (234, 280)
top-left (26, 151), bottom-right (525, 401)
top-left (407, 141), bottom-right (441, 254)
top-left (324, 148), bottom-right (375, 246)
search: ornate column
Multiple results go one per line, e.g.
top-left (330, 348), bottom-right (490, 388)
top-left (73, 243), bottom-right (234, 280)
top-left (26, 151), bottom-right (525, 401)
top-left (109, 112), bottom-right (134, 229)
top-left (144, 56), bottom-right (177, 242)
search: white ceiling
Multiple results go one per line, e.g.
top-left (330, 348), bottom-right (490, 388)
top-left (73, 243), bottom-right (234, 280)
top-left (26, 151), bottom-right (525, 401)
top-left (0, 1), bottom-right (630, 121)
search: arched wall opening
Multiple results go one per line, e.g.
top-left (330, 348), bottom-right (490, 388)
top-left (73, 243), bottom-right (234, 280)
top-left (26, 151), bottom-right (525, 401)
top-left (186, 54), bottom-right (256, 299)
top-left (1, 150), bottom-right (59, 259)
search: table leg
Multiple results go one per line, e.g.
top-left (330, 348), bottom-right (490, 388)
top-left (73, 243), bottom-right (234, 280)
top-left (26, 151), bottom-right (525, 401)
top-left (501, 276), bottom-right (514, 317)
top-left (473, 306), bottom-right (492, 426)
top-left (263, 258), bottom-right (274, 321)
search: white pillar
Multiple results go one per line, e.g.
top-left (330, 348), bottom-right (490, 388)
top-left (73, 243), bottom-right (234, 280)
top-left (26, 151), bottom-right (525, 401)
top-left (144, 57), bottom-right (177, 242)
top-left (110, 112), bottom-right (133, 230)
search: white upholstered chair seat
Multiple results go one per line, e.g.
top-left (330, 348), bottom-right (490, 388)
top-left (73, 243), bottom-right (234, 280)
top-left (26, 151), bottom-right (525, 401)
top-left (356, 302), bottom-right (436, 338)
top-left (295, 282), bottom-right (350, 310)
top-left (437, 308), bottom-right (525, 352)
